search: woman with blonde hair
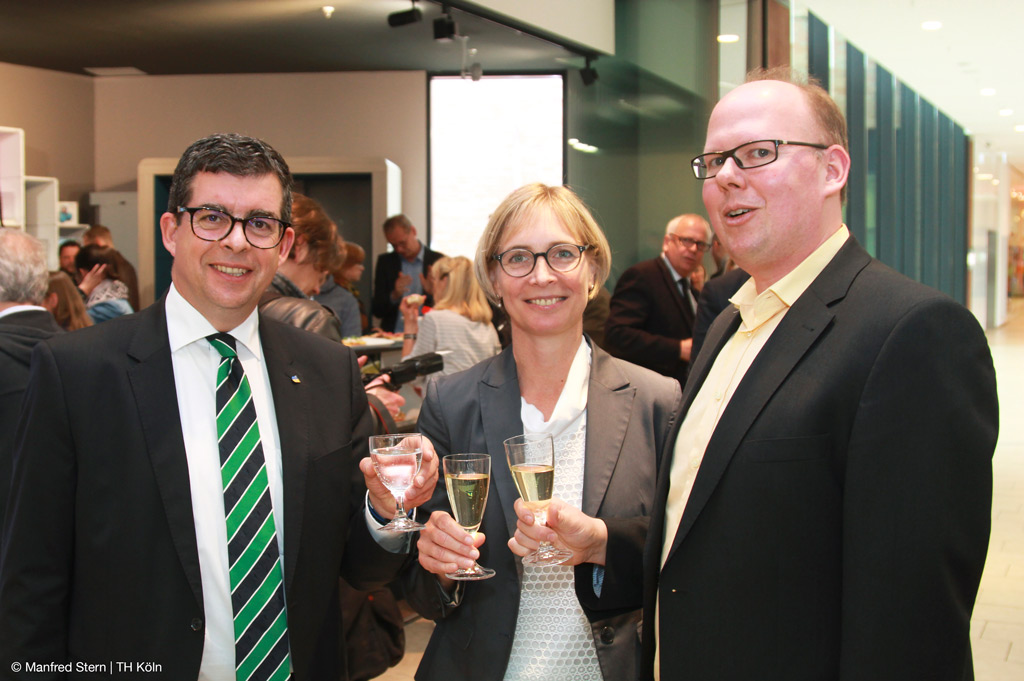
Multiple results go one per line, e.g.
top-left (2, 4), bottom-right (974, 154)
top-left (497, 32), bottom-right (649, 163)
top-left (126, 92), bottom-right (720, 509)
top-left (399, 255), bottom-right (499, 375)
top-left (400, 183), bottom-right (681, 681)
top-left (44, 271), bottom-right (92, 331)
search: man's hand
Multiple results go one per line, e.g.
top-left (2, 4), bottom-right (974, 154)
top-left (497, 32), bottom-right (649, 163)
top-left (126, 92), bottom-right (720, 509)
top-left (680, 337), bottom-right (693, 362)
top-left (392, 272), bottom-right (413, 301)
top-left (417, 511), bottom-right (486, 590)
top-left (508, 497), bottom-right (608, 566)
top-left (358, 435), bottom-right (437, 519)
top-left (365, 374), bottom-right (405, 419)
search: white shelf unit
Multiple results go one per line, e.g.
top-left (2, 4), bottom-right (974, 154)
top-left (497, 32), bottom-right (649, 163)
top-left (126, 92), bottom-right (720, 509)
top-left (0, 126), bottom-right (26, 229)
top-left (25, 175), bottom-right (60, 269)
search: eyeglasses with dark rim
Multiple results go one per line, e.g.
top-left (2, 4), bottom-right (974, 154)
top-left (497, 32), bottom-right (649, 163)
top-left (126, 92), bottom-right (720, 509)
top-left (177, 206), bottom-right (289, 249)
top-left (492, 243), bottom-right (591, 278)
top-left (667, 234), bottom-right (711, 253)
top-left (691, 139), bottom-right (830, 180)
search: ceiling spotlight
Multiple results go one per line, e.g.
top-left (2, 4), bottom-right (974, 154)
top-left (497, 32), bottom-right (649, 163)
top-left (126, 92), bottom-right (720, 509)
top-left (388, 1), bottom-right (422, 27)
top-left (717, 34), bottom-right (740, 43)
top-left (980, 88), bottom-right (996, 96)
top-left (580, 57), bottom-right (598, 87)
top-left (321, 5), bottom-right (334, 19)
top-left (434, 8), bottom-right (458, 41)
top-left (921, 20), bottom-right (942, 31)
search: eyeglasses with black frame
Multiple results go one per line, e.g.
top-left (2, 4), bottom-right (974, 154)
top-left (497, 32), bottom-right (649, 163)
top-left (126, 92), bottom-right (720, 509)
top-left (492, 243), bottom-right (591, 278)
top-left (177, 206), bottom-right (289, 249)
top-left (667, 234), bottom-right (711, 253)
top-left (691, 139), bottom-right (830, 180)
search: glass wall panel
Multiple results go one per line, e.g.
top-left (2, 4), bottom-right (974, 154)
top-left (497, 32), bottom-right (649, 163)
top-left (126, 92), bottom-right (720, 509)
top-left (844, 43), bottom-right (866, 245)
top-left (875, 65), bottom-right (897, 268)
top-left (920, 98), bottom-right (939, 289)
top-left (898, 82), bottom-right (921, 281)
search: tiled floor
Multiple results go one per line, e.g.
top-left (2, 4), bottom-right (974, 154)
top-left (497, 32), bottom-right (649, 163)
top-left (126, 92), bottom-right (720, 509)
top-left (973, 297), bottom-right (1024, 680)
top-left (378, 299), bottom-right (1024, 681)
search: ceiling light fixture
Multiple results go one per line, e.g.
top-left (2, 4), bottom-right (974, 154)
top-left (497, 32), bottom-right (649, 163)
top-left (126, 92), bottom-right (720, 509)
top-left (580, 57), bottom-right (598, 87)
top-left (717, 34), bottom-right (740, 43)
top-left (434, 5), bottom-right (458, 41)
top-left (1016, 125), bottom-right (1024, 133)
top-left (980, 88), bottom-right (996, 96)
top-left (921, 20), bottom-right (942, 31)
top-left (321, 5), bottom-right (335, 19)
top-left (388, 1), bottom-right (422, 28)
top-left (999, 109), bottom-right (1013, 116)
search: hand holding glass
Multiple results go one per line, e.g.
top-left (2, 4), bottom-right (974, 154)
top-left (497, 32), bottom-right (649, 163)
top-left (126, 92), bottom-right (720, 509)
top-left (503, 434), bottom-right (573, 566)
top-left (442, 454), bottom-right (496, 580)
top-left (370, 433), bottom-right (426, 532)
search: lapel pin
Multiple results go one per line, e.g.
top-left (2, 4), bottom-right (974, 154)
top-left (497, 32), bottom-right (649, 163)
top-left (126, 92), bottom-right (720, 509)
top-left (290, 374), bottom-right (301, 384)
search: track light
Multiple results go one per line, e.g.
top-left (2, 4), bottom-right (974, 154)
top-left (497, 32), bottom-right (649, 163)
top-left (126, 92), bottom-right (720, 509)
top-left (580, 57), bottom-right (598, 87)
top-left (388, 1), bottom-right (422, 27)
top-left (433, 14), bottom-right (458, 41)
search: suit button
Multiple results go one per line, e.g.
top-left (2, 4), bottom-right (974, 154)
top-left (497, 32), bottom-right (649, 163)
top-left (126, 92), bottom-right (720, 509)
top-left (191, 617), bottom-right (203, 632)
top-left (600, 626), bottom-right (615, 644)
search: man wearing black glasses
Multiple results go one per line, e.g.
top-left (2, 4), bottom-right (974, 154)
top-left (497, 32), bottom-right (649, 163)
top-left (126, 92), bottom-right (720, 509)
top-left (0, 133), bottom-right (438, 681)
top-left (605, 213), bottom-right (712, 385)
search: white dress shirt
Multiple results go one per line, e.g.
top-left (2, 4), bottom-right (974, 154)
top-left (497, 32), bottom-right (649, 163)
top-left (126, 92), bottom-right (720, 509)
top-left (165, 284), bottom-right (286, 681)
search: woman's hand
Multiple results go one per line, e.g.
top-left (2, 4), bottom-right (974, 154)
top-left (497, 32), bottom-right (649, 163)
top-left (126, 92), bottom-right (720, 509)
top-left (508, 497), bottom-right (608, 566)
top-left (78, 263), bottom-right (107, 296)
top-left (417, 510), bottom-right (486, 589)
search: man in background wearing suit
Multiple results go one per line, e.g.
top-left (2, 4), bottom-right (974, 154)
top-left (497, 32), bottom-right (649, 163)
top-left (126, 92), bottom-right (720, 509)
top-left (605, 213), bottom-right (711, 384)
top-left (518, 69), bottom-right (998, 681)
top-left (0, 133), bottom-right (437, 681)
top-left (0, 229), bottom-right (63, 536)
top-left (371, 214), bottom-right (444, 333)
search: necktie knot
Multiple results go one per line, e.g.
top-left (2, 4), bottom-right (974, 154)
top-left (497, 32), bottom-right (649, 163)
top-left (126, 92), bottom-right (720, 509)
top-left (207, 332), bottom-right (237, 359)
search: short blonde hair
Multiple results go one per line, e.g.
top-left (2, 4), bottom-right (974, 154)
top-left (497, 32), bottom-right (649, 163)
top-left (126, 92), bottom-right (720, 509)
top-left (432, 256), bottom-right (492, 324)
top-left (474, 183), bottom-right (611, 304)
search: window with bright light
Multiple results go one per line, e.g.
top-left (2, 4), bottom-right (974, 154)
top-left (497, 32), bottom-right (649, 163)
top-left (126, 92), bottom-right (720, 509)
top-left (429, 75), bottom-right (564, 258)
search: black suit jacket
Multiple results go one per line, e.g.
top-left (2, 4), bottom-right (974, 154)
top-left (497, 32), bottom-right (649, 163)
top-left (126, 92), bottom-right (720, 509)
top-left (642, 238), bottom-right (998, 681)
top-left (605, 257), bottom-right (695, 384)
top-left (372, 246), bottom-right (445, 332)
top-left (400, 342), bottom-right (681, 681)
top-left (0, 300), bottom-right (406, 680)
top-left (0, 309), bottom-right (62, 534)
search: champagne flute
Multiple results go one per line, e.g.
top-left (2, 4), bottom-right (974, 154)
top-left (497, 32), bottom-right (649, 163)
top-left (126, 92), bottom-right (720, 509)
top-left (503, 433), bottom-right (573, 566)
top-left (370, 433), bottom-right (425, 532)
top-left (442, 453), bottom-right (496, 581)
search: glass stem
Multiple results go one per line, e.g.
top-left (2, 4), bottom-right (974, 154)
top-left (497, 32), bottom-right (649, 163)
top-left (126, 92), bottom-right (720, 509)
top-left (394, 493), bottom-right (407, 519)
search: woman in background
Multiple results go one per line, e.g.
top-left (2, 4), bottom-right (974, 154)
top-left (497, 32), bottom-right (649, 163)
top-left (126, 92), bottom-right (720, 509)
top-left (398, 255), bottom-right (500, 376)
top-left (316, 237), bottom-right (365, 338)
top-left (74, 244), bottom-right (133, 323)
top-left (44, 271), bottom-right (92, 331)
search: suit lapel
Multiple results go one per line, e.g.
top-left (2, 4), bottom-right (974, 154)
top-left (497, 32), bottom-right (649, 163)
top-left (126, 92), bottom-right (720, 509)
top-left (581, 345), bottom-right (633, 517)
top-left (259, 320), bottom-right (309, 592)
top-left (126, 301), bottom-right (203, 608)
top-left (664, 240), bottom-right (870, 562)
top-left (478, 349), bottom-right (527, 544)
top-left (656, 258), bottom-right (695, 327)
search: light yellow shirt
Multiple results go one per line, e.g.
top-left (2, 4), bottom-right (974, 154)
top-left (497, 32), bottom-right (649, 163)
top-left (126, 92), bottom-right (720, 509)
top-left (653, 224), bottom-right (849, 679)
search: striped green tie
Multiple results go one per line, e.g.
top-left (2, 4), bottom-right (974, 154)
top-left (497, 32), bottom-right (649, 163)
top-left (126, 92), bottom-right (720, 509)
top-left (208, 333), bottom-right (292, 681)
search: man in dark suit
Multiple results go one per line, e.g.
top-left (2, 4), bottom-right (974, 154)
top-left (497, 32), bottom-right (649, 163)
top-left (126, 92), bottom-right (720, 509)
top-left (643, 70), bottom-right (998, 680)
top-left (0, 229), bottom-right (63, 533)
top-left (371, 214), bottom-right (444, 333)
top-left (605, 213), bottom-right (711, 384)
top-left (0, 134), bottom-right (436, 681)
top-left (520, 69), bottom-right (998, 681)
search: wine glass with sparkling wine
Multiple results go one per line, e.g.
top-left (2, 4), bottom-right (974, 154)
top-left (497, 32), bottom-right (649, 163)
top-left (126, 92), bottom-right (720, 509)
top-left (370, 433), bottom-right (426, 532)
top-left (442, 454), bottom-right (496, 581)
top-left (503, 434), bottom-right (573, 566)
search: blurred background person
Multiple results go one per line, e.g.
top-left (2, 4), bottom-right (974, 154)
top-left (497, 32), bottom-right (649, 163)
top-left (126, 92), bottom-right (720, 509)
top-left (44, 271), bottom-right (93, 331)
top-left (373, 214), bottom-right (445, 333)
top-left (259, 192), bottom-right (345, 340)
top-left (0, 230), bottom-right (63, 535)
top-left (689, 262), bottom-right (706, 296)
top-left (400, 183), bottom-right (681, 681)
top-left (75, 243), bottom-right (134, 323)
top-left (57, 240), bottom-right (80, 282)
top-left (81, 225), bottom-right (140, 312)
top-left (316, 236), bottom-right (364, 338)
top-left (398, 255), bottom-right (500, 378)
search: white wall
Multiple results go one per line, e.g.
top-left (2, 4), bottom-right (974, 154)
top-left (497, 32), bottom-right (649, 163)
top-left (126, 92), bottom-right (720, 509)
top-left (464, 0), bottom-right (615, 54)
top-left (94, 71), bottom-right (428, 229)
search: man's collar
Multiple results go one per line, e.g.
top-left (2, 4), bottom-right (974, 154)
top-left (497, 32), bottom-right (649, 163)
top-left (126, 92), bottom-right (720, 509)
top-left (0, 304), bottom-right (47, 321)
top-left (165, 283), bottom-right (263, 359)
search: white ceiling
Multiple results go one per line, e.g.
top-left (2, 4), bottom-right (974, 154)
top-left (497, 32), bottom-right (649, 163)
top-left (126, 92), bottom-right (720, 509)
top-left (802, 0), bottom-right (1024, 190)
